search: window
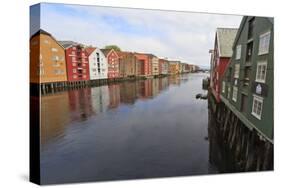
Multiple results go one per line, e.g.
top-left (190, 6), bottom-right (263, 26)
top-left (227, 86), bottom-right (231, 99)
top-left (44, 40), bottom-right (49, 44)
top-left (73, 69), bottom-right (76, 73)
top-left (252, 95), bottom-right (263, 120)
top-left (246, 42), bottom-right (253, 62)
top-left (236, 45), bottom-right (241, 60)
top-left (256, 61), bottom-right (267, 83)
top-left (232, 86), bottom-right (238, 102)
top-left (52, 55), bottom-right (59, 62)
top-left (222, 81), bottom-right (225, 93)
top-left (258, 32), bottom-right (271, 55)
top-left (51, 48), bottom-right (58, 52)
top-left (234, 64), bottom-right (240, 78)
top-left (72, 57), bottom-right (76, 62)
top-left (72, 63), bottom-right (76, 67)
top-left (72, 47), bottom-right (76, 50)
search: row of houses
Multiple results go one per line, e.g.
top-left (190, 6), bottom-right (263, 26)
top-left (209, 16), bottom-right (273, 142)
top-left (30, 29), bottom-right (199, 87)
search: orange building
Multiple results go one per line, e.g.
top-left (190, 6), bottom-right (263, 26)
top-left (30, 29), bottom-right (68, 84)
top-left (168, 61), bottom-right (180, 75)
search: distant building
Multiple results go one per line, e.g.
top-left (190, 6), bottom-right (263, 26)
top-left (118, 51), bottom-right (137, 78)
top-left (59, 41), bottom-right (90, 82)
top-left (85, 47), bottom-right (108, 80)
top-left (30, 29), bottom-right (68, 84)
top-left (158, 58), bottom-right (169, 75)
top-left (168, 61), bottom-right (180, 74)
top-left (210, 28), bottom-right (238, 102)
top-left (134, 53), bottom-right (152, 77)
top-left (221, 16), bottom-right (273, 141)
top-left (101, 49), bottom-right (119, 79)
top-left (148, 54), bottom-right (159, 76)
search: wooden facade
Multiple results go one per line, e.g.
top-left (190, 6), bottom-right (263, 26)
top-left (101, 49), bottom-right (119, 79)
top-left (59, 41), bottom-right (90, 82)
top-left (221, 16), bottom-right (273, 141)
top-left (30, 30), bottom-right (67, 84)
top-left (210, 28), bottom-right (238, 102)
top-left (118, 51), bottom-right (137, 78)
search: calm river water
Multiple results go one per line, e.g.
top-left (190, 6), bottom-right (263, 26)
top-left (40, 73), bottom-right (217, 184)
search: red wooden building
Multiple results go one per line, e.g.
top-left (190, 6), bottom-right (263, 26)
top-left (210, 28), bottom-right (238, 102)
top-left (59, 41), bottom-right (90, 83)
top-left (134, 53), bottom-right (152, 77)
top-left (101, 49), bottom-right (119, 79)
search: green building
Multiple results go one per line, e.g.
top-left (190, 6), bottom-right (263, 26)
top-left (221, 16), bottom-right (273, 142)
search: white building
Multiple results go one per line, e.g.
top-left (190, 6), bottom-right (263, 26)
top-left (86, 47), bottom-right (108, 80)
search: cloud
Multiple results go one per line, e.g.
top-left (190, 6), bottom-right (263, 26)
top-left (35, 3), bottom-right (242, 67)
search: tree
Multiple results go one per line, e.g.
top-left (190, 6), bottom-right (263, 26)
top-left (104, 45), bottom-right (121, 51)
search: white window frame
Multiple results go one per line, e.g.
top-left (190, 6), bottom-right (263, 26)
top-left (258, 31), bottom-right (271, 55)
top-left (236, 45), bottom-right (241, 60)
top-left (232, 86), bottom-right (238, 102)
top-left (227, 86), bottom-right (231, 99)
top-left (234, 64), bottom-right (240, 78)
top-left (222, 81), bottom-right (225, 93)
top-left (255, 61), bottom-right (267, 83)
top-left (251, 95), bottom-right (263, 120)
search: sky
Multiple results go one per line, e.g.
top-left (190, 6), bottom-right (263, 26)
top-left (30, 3), bottom-right (242, 68)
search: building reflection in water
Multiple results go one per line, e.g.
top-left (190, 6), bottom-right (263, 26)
top-left (68, 88), bottom-right (93, 121)
top-left (91, 85), bottom-right (109, 114)
top-left (40, 76), bottom-right (184, 146)
top-left (120, 81), bottom-right (137, 104)
top-left (40, 92), bottom-right (70, 146)
top-left (108, 84), bottom-right (120, 109)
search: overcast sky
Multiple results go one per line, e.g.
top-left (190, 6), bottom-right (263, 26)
top-left (30, 3), bottom-right (242, 68)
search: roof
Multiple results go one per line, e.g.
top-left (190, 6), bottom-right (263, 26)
top-left (100, 49), bottom-right (112, 56)
top-left (58, 41), bottom-right (80, 49)
top-left (30, 29), bottom-right (65, 49)
top-left (85, 47), bottom-right (97, 55)
top-left (30, 29), bottom-right (51, 39)
top-left (216, 28), bottom-right (238, 57)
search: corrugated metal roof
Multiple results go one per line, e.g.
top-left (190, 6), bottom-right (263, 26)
top-left (216, 28), bottom-right (238, 57)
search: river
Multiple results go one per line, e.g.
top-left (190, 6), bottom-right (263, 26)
top-left (39, 73), bottom-right (217, 184)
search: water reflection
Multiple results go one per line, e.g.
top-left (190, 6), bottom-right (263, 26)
top-left (39, 73), bottom-right (212, 184)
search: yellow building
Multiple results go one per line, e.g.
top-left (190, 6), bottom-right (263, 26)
top-left (30, 29), bottom-right (67, 84)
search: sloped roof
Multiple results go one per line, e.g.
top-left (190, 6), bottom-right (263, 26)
top-left (216, 28), bottom-right (238, 57)
top-left (100, 49), bottom-right (112, 56)
top-left (58, 41), bottom-right (79, 49)
top-left (85, 47), bottom-right (97, 55)
top-left (30, 29), bottom-right (51, 39)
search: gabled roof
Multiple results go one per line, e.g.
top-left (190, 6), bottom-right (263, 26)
top-left (30, 29), bottom-right (51, 39)
top-left (30, 29), bottom-right (65, 49)
top-left (100, 49), bottom-right (112, 56)
top-left (85, 47), bottom-right (97, 55)
top-left (216, 28), bottom-right (238, 57)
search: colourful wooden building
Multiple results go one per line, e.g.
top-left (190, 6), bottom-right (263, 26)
top-left (30, 29), bottom-right (68, 84)
top-left (117, 51), bottom-right (137, 78)
top-left (101, 49), bottom-right (119, 79)
top-left (158, 58), bottom-right (169, 75)
top-left (221, 16), bottom-right (273, 141)
top-left (134, 53), bottom-right (152, 77)
top-left (210, 28), bottom-right (238, 102)
top-left (59, 41), bottom-right (90, 83)
top-left (85, 47), bottom-right (108, 80)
